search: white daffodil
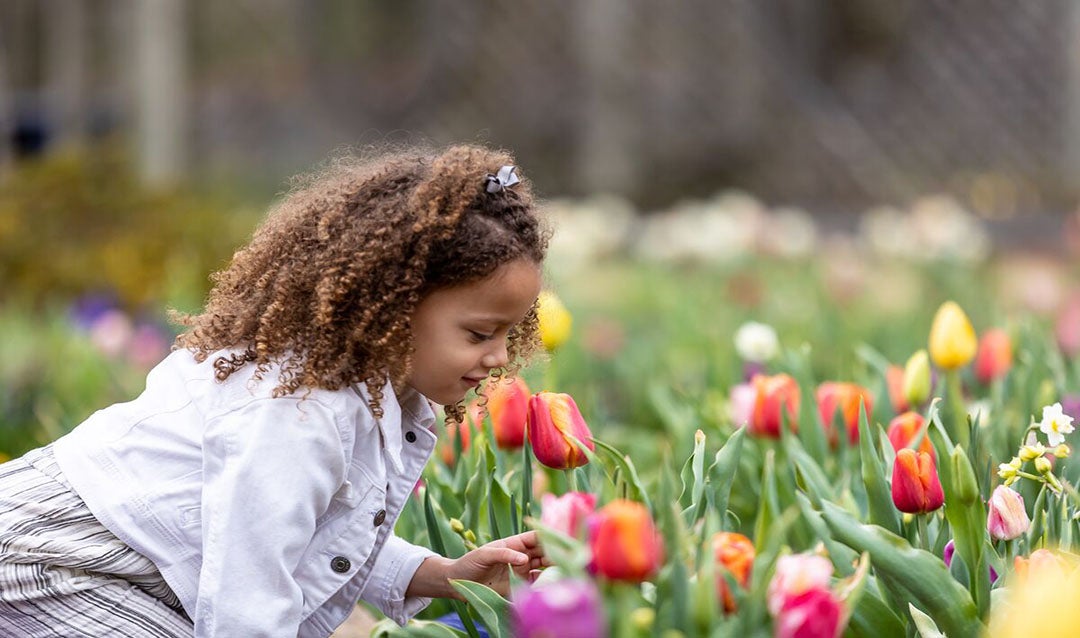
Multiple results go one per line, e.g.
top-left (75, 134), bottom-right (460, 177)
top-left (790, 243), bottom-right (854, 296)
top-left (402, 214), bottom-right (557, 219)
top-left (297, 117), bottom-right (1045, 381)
top-left (1038, 402), bottom-right (1075, 447)
top-left (734, 321), bottom-right (780, 363)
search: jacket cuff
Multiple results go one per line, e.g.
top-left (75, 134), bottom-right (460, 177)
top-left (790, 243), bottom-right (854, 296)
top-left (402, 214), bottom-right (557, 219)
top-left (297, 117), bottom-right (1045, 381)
top-left (371, 534), bottom-right (439, 625)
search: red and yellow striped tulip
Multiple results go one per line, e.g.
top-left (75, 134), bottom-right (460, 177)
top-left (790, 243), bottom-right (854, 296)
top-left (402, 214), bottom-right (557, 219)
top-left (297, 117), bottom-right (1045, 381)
top-left (526, 392), bottom-right (595, 469)
top-left (891, 448), bottom-right (944, 514)
top-left (587, 499), bottom-right (663, 582)
top-left (749, 374), bottom-right (801, 438)
top-left (712, 531), bottom-right (755, 613)
top-left (816, 382), bottom-right (874, 446)
top-left (886, 411), bottom-right (935, 461)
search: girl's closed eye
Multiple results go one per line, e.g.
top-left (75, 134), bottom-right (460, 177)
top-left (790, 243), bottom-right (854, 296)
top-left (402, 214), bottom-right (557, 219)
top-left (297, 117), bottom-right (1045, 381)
top-left (467, 329), bottom-right (494, 343)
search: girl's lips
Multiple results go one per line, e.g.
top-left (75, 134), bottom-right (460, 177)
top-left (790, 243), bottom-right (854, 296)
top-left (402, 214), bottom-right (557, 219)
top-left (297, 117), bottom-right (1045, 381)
top-left (462, 376), bottom-right (485, 386)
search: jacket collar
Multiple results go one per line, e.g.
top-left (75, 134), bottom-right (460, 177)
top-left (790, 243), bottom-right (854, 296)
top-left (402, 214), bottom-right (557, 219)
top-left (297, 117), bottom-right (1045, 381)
top-left (354, 380), bottom-right (436, 475)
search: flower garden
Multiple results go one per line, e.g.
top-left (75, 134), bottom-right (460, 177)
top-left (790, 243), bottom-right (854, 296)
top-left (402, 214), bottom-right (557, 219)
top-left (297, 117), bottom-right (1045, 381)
top-left (4, 155), bottom-right (1080, 637)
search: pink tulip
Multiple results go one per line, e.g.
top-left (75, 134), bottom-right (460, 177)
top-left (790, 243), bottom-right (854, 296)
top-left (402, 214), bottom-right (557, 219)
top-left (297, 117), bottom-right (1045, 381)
top-left (766, 553), bottom-right (834, 617)
top-left (540, 492), bottom-right (597, 538)
top-left (774, 588), bottom-right (843, 638)
top-left (986, 485), bottom-right (1030, 541)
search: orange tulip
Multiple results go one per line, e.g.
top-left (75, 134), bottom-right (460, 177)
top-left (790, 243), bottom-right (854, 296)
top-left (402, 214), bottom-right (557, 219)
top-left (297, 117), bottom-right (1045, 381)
top-left (816, 382), bottom-right (874, 446)
top-left (891, 448), bottom-right (944, 513)
top-left (886, 364), bottom-right (910, 413)
top-left (886, 411), bottom-right (935, 461)
top-left (526, 392), bottom-right (595, 469)
top-left (749, 374), bottom-right (801, 438)
top-left (587, 499), bottom-right (663, 582)
top-left (712, 531), bottom-right (755, 613)
top-left (974, 328), bottom-right (1013, 385)
top-left (487, 376), bottom-right (530, 450)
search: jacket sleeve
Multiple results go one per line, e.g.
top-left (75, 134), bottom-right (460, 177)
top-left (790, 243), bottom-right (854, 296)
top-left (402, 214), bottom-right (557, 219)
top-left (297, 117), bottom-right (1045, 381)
top-left (358, 532), bottom-right (438, 625)
top-left (195, 397), bottom-right (348, 637)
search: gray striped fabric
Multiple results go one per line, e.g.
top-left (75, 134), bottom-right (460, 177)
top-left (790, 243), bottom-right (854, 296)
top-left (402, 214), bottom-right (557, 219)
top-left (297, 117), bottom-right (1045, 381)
top-left (0, 446), bottom-right (193, 637)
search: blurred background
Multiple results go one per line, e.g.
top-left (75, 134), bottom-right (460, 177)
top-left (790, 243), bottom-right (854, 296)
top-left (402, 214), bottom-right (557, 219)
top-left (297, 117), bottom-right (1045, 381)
top-left (2, 1), bottom-right (1079, 458)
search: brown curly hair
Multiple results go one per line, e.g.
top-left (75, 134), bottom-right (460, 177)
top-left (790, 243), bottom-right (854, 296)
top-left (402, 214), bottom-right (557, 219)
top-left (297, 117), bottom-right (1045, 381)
top-left (172, 144), bottom-right (549, 421)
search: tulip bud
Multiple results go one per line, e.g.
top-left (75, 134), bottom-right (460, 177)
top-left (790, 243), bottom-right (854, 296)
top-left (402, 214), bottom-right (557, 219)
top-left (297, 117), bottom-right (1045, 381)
top-left (486, 376), bottom-right (530, 450)
top-left (974, 328), bottom-right (1013, 385)
top-left (816, 381), bottom-right (874, 446)
top-left (537, 291), bottom-right (572, 352)
top-left (986, 485), bottom-right (1030, 541)
top-left (587, 499), bottom-right (664, 582)
top-left (541, 491), bottom-right (597, 538)
top-left (902, 350), bottom-right (932, 407)
top-left (891, 448), bottom-right (945, 513)
top-left (711, 531), bottom-right (755, 613)
top-left (749, 374), bottom-right (801, 438)
top-left (928, 301), bottom-right (977, 370)
top-left (511, 579), bottom-right (607, 638)
top-left (886, 411), bottom-right (935, 461)
top-left (526, 392), bottom-right (595, 469)
top-left (885, 365), bottom-right (909, 413)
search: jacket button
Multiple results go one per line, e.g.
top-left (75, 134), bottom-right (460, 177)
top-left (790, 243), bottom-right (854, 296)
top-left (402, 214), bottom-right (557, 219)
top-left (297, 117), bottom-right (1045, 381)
top-left (405, 431), bottom-right (417, 443)
top-left (330, 556), bottom-right (351, 573)
top-left (373, 509), bottom-right (386, 527)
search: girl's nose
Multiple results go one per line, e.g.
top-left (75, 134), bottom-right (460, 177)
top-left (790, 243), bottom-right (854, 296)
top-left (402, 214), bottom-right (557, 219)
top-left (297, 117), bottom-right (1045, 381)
top-left (482, 340), bottom-right (510, 369)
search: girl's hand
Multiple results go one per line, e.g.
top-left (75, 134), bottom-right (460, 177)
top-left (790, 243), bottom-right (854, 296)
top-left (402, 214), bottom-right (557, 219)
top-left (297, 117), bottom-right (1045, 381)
top-left (445, 530), bottom-right (548, 596)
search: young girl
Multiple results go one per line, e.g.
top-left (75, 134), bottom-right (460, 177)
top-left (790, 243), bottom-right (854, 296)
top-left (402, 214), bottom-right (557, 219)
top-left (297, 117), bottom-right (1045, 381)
top-left (0, 144), bottom-right (550, 637)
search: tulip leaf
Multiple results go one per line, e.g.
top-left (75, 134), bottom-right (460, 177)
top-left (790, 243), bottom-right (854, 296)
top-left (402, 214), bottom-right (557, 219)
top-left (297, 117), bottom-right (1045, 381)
top-left (591, 438), bottom-right (651, 510)
top-left (820, 501), bottom-right (985, 637)
top-left (783, 348), bottom-right (828, 463)
top-left (708, 427), bottom-right (745, 524)
top-left (857, 401), bottom-right (901, 535)
top-left (488, 475), bottom-right (514, 542)
top-left (521, 439), bottom-right (533, 521)
top-left (793, 492), bottom-right (858, 574)
top-left (424, 489), bottom-right (482, 638)
top-left (908, 603), bottom-right (946, 638)
top-left (449, 580), bottom-right (511, 638)
top-left (787, 441), bottom-right (835, 506)
top-left (753, 449), bottom-right (781, 547)
top-left (844, 586), bottom-right (907, 638)
top-left (370, 618), bottom-right (469, 637)
top-left (679, 429), bottom-right (708, 522)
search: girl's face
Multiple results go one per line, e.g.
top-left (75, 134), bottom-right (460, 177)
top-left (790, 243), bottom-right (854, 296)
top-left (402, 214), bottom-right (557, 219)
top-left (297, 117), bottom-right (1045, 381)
top-left (407, 259), bottom-right (542, 406)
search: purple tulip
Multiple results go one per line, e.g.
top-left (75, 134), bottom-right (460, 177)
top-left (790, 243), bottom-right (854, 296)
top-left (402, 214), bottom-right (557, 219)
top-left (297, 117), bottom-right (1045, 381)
top-left (69, 292), bottom-right (120, 331)
top-left (944, 540), bottom-right (999, 582)
top-left (511, 579), bottom-right (606, 638)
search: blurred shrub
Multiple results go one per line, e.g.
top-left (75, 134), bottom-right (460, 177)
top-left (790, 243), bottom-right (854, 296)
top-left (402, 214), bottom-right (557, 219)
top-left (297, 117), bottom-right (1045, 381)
top-left (0, 146), bottom-right (257, 311)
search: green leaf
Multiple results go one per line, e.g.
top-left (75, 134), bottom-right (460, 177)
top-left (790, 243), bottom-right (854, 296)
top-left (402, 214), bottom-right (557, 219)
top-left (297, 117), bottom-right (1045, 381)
top-left (708, 427), bottom-right (745, 523)
top-left (844, 588), bottom-right (907, 638)
top-left (449, 580), bottom-right (512, 638)
top-left (591, 438), bottom-right (651, 510)
top-left (857, 401), bottom-right (901, 535)
top-left (753, 449), bottom-right (780, 547)
top-left (908, 603), bottom-right (946, 638)
top-left (820, 501), bottom-right (985, 637)
top-left (370, 618), bottom-right (469, 637)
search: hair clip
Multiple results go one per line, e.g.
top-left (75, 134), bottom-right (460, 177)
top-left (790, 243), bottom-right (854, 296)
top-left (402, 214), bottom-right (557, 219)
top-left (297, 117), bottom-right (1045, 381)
top-left (485, 165), bottom-right (520, 193)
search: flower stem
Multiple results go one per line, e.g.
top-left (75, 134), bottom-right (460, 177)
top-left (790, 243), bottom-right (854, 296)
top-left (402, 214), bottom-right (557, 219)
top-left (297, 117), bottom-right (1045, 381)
top-left (917, 514), bottom-right (931, 551)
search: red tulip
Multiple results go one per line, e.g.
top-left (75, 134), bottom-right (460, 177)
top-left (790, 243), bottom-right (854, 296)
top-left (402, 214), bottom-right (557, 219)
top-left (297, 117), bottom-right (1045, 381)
top-left (885, 364), bottom-right (909, 413)
top-left (886, 411), bottom-right (935, 461)
top-left (487, 376), bottom-right (530, 450)
top-left (974, 328), bottom-right (1013, 385)
top-left (749, 374), bottom-right (801, 438)
top-left (587, 499), bottom-right (663, 582)
top-left (816, 382), bottom-right (874, 446)
top-left (712, 531), bottom-right (755, 613)
top-left (891, 448), bottom-right (944, 513)
top-left (526, 392), bottom-right (595, 469)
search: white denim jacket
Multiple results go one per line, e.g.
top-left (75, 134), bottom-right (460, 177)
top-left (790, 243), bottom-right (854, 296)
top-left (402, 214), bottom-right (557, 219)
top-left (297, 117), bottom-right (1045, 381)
top-left (52, 349), bottom-right (439, 637)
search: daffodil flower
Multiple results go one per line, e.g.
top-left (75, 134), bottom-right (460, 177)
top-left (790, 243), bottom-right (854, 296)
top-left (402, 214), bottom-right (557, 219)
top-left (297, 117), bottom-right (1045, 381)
top-left (1038, 402), bottom-right (1075, 447)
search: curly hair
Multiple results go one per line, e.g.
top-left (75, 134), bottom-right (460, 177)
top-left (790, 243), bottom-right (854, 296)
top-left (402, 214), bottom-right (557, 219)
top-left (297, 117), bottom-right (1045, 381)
top-left (172, 144), bottom-right (549, 421)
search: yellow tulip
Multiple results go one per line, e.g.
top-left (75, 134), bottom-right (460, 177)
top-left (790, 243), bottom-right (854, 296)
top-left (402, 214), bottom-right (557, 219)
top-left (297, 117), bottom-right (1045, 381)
top-left (537, 290), bottom-right (572, 352)
top-left (928, 301), bottom-right (977, 370)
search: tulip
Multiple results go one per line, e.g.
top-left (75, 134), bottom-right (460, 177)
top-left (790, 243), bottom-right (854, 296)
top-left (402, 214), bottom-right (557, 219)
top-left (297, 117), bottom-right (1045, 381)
top-left (749, 374), bottom-right (801, 438)
top-left (891, 448), bottom-right (945, 513)
top-left (439, 410), bottom-right (476, 467)
top-left (928, 301), bottom-right (977, 370)
top-left (540, 491), bottom-right (597, 538)
top-left (587, 499), bottom-right (663, 582)
top-left (986, 485), bottom-right (1030, 541)
top-left (728, 382), bottom-right (757, 428)
top-left (712, 531), bottom-right (755, 613)
top-left (1056, 293), bottom-right (1080, 358)
top-left (885, 364), bottom-right (909, 413)
top-left (766, 553), bottom-right (834, 617)
top-left (537, 290), bottom-right (572, 352)
top-left (943, 539), bottom-right (998, 582)
top-left (511, 579), bottom-right (607, 638)
top-left (902, 350), bottom-right (931, 408)
top-left (993, 550), bottom-right (1080, 638)
top-left (773, 588), bottom-right (843, 638)
top-left (816, 382), bottom-right (874, 445)
top-left (486, 376), bottom-right (530, 450)
top-left (526, 392), bottom-right (595, 469)
top-left (886, 411), bottom-right (935, 461)
top-left (974, 328), bottom-right (1013, 385)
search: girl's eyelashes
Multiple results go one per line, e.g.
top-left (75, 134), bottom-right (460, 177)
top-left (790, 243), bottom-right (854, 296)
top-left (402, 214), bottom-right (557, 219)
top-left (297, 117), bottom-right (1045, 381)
top-left (467, 329), bottom-right (494, 343)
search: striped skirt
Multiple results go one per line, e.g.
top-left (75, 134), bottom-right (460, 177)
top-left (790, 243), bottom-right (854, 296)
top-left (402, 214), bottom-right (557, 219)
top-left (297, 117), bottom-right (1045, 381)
top-left (0, 445), bottom-right (194, 637)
